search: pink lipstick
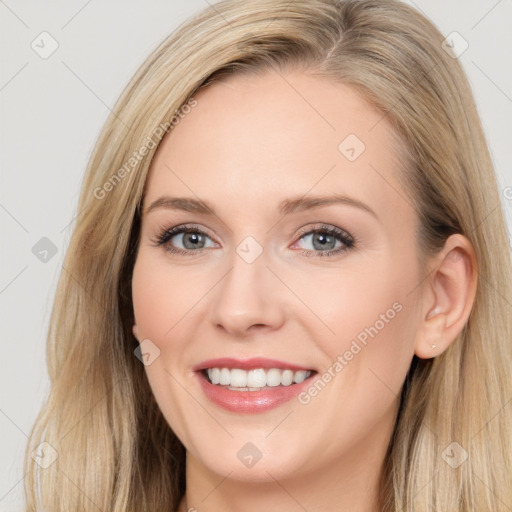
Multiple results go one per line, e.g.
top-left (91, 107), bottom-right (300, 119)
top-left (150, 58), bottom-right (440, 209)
top-left (194, 358), bottom-right (316, 413)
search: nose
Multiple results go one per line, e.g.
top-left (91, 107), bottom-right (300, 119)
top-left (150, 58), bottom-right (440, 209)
top-left (209, 247), bottom-right (286, 338)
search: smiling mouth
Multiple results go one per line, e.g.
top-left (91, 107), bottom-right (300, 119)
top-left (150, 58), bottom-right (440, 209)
top-left (203, 367), bottom-right (315, 391)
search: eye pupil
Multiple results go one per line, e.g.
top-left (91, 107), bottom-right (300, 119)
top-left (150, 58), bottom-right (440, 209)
top-left (183, 232), bottom-right (205, 249)
top-left (313, 232), bottom-right (335, 250)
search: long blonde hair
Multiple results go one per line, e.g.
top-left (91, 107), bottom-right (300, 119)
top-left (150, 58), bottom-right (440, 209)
top-left (24, 0), bottom-right (512, 510)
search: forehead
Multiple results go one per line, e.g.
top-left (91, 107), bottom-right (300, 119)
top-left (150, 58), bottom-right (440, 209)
top-left (144, 69), bottom-right (412, 225)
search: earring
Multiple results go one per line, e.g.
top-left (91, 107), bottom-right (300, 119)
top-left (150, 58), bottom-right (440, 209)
top-left (427, 306), bottom-right (441, 319)
top-left (431, 344), bottom-right (437, 349)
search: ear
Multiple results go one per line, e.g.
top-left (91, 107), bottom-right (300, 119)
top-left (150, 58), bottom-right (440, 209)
top-left (132, 324), bottom-right (140, 342)
top-left (414, 234), bottom-right (478, 359)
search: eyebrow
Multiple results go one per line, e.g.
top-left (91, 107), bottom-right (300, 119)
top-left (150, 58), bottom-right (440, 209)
top-left (144, 194), bottom-right (377, 219)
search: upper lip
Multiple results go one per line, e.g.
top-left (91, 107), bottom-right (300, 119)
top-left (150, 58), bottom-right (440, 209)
top-left (193, 357), bottom-right (314, 372)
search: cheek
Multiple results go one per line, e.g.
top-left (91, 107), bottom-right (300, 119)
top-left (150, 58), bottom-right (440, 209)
top-left (303, 251), bottom-right (421, 396)
top-left (288, 258), bottom-right (421, 451)
top-left (131, 253), bottom-right (202, 340)
top-left (295, 259), bottom-right (418, 351)
top-left (131, 253), bottom-right (200, 444)
top-left (131, 255), bottom-right (188, 390)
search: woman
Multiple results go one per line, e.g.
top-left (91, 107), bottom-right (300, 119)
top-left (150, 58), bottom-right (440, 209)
top-left (24, 0), bottom-right (512, 510)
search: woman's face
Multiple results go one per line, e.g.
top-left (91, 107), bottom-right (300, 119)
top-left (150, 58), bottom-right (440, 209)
top-left (131, 69), bottom-right (426, 482)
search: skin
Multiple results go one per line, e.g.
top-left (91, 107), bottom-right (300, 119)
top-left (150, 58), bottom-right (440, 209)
top-left (131, 68), bottom-right (477, 511)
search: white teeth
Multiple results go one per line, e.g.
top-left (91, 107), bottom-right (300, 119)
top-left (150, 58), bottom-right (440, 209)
top-left (266, 368), bottom-right (282, 387)
top-left (205, 367), bottom-right (312, 388)
top-left (208, 368), bottom-right (221, 384)
top-left (220, 368), bottom-right (230, 385)
top-left (247, 369), bottom-right (267, 388)
top-left (230, 369), bottom-right (247, 387)
top-left (281, 369), bottom-right (294, 386)
top-left (293, 370), bottom-right (308, 384)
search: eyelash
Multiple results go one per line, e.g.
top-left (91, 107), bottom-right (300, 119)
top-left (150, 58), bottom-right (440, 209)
top-left (151, 223), bottom-right (355, 258)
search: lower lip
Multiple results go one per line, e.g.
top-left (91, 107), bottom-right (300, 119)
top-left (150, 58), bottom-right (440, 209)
top-left (196, 371), bottom-right (314, 413)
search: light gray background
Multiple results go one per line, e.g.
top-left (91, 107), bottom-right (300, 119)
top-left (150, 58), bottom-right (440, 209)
top-left (1, 1), bottom-right (511, 510)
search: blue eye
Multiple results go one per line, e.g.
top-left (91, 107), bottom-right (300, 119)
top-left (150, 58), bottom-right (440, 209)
top-left (293, 225), bottom-right (354, 257)
top-left (153, 223), bottom-right (355, 257)
top-left (154, 224), bottom-right (215, 254)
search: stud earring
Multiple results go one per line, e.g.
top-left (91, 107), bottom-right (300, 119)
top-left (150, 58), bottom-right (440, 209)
top-left (432, 344), bottom-right (437, 349)
top-left (427, 306), bottom-right (441, 319)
